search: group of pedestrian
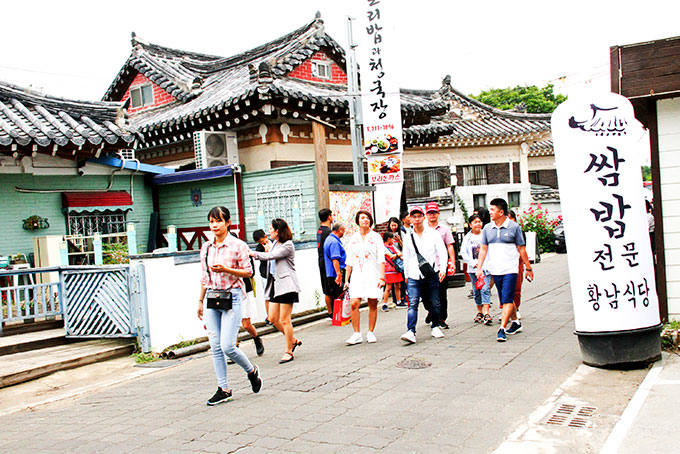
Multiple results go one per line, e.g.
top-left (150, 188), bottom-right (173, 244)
top-left (197, 196), bottom-right (533, 406)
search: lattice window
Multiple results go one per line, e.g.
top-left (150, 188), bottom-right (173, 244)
top-left (254, 183), bottom-right (305, 235)
top-left (462, 165), bottom-right (488, 186)
top-left (406, 167), bottom-right (449, 198)
top-left (67, 211), bottom-right (127, 236)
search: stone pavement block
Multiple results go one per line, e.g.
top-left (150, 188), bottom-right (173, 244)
top-left (249, 435), bottom-right (289, 449)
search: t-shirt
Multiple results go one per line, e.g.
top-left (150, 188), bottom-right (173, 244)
top-left (481, 218), bottom-right (525, 276)
top-left (461, 231), bottom-right (485, 271)
top-left (323, 233), bottom-right (346, 278)
top-left (255, 242), bottom-right (269, 278)
top-left (317, 225), bottom-right (331, 260)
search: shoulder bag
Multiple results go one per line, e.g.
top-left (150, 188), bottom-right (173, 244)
top-left (409, 232), bottom-right (437, 279)
top-left (204, 244), bottom-right (233, 310)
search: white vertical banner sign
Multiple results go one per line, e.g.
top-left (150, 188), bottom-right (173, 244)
top-left (356, 0), bottom-right (404, 185)
top-left (551, 92), bottom-right (660, 333)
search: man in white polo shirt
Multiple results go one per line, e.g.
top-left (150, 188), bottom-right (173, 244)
top-left (476, 198), bottom-right (534, 342)
top-left (400, 205), bottom-right (448, 344)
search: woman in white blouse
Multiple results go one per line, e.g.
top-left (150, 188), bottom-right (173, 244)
top-left (343, 210), bottom-right (386, 345)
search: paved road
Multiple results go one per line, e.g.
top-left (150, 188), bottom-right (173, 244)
top-left (0, 254), bottom-right (643, 453)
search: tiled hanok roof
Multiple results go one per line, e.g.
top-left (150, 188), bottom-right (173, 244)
top-left (529, 139), bottom-right (554, 156)
top-left (401, 78), bottom-right (553, 148)
top-left (0, 80), bottom-right (135, 150)
top-left (104, 16), bottom-right (448, 149)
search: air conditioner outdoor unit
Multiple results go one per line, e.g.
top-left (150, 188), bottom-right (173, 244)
top-left (193, 131), bottom-right (238, 169)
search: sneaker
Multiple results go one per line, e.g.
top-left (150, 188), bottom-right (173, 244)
top-left (264, 318), bottom-right (272, 326)
top-left (381, 304), bottom-right (389, 312)
top-left (400, 330), bottom-right (416, 344)
top-left (467, 290), bottom-right (474, 299)
top-left (431, 327), bottom-right (444, 338)
top-left (497, 328), bottom-right (507, 342)
top-left (346, 332), bottom-right (363, 345)
top-left (366, 331), bottom-right (377, 343)
top-left (439, 321), bottom-right (450, 330)
top-left (483, 314), bottom-right (493, 325)
top-left (474, 312), bottom-right (484, 323)
top-left (207, 387), bottom-right (233, 406)
top-left (395, 301), bottom-right (408, 309)
top-left (247, 365), bottom-right (263, 393)
top-left (253, 336), bottom-right (265, 356)
top-left (506, 321), bottom-right (523, 335)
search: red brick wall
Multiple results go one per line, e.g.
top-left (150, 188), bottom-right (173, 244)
top-left (121, 73), bottom-right (176, 113)
top-left (288, 51), bottom-right (348, 84)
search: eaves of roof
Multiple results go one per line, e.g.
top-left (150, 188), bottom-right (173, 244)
top-left (0, 80), bottom-right (136, 150)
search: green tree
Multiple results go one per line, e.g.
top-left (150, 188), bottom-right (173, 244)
top-left (641, 166), bottom-right (652, 181)
top-left (470, 84), bottom-right (567, 114)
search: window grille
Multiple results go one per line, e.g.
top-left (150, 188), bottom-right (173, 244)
top-left (406, 168), bottom-right (448, 198)
top-left (462, 165), bottom-right (488, 186)
top-left (67, 211), bottom-right (127, 236)
top-left (508, 191), bottom-right (521, 209)
top-left (312, 61), bottom-right (332, 80)
top-left (130, 85), bottom-right (154, 108)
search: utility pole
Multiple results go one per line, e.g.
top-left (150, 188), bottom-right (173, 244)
top-left (346, 16), bottom-right (365, 186)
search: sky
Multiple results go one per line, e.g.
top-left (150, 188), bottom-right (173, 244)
top-left (1, 0), bottom-right (678, 102)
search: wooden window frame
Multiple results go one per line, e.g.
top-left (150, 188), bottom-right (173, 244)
top-left (129, 84), bottom-right (154, 108)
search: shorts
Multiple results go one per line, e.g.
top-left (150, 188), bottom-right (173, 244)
top-left (326, 269), bottom-right (345, 302)
top-left (492, 274), bottom-right (518, 306)
top-left (385, 272), bottom-right (403, 284)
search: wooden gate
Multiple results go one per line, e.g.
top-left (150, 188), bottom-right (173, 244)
top-left (61, 266), bottom-right (136, 338)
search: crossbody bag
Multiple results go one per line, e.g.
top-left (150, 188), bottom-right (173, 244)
top-left (204, 244), bottom-right (233, 311)
top-left (409, 232), bottom-right (438, 279)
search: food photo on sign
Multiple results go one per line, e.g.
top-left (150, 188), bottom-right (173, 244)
top-left (367, 153), bottom-right (402, 184)
top-left (364, 134), bottom-right (399, 155)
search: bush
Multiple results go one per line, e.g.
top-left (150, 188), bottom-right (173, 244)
top-left (103, 242), bottom-right (129, 264)
top-left (518, 203), bottom-right (561, 253)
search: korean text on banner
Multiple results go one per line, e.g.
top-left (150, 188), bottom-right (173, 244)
top-left (357, 0), bottom-right (404, 184)
top-left (551, 92), bottom-right (660, 333)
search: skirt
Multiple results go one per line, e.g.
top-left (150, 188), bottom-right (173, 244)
top-left (385, 272), bottom-right (403, 284)
top-left (268, 275), bottom-right (299, 304)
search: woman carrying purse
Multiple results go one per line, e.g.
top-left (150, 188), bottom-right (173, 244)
top-left (198, 206), bottom-right (262, 406)
top-left (250, 218), bottom-right (302, 364)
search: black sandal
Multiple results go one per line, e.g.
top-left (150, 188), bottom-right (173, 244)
top-left (292, 339), bottom-right (302, 352)
top-left (278, 352), bottom-right (294, 364)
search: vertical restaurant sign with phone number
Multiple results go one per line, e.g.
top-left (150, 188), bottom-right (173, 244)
top-left (551, 92), bottom-right (660, 333)
top-left (357, 0), bottom-right (404, 184)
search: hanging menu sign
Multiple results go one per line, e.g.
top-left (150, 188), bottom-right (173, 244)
top-left (356, 0), bottom-right (404, 184)
top-left (551, 92), bottom-right (660, 333)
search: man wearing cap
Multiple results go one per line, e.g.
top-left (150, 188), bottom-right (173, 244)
top-left (400, 205), bottom-right (448, 344)
top-left (425, 202), bottom-right (456, 329)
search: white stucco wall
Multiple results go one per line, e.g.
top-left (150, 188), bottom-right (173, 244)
top-left (239, 142), bottom-right (353, 172)
top-left (657, 97), bottom-right (680, 320)
top-left (132, 244), bottom-right (324, 352)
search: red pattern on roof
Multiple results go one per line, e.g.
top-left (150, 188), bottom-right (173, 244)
top-left (62, 191), bottom-right (133, 208)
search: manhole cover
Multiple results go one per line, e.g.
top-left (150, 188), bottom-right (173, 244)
top-left (544, 403), bottom-right (597, 428)
top-left (396, 357), bottom-right (431, 369)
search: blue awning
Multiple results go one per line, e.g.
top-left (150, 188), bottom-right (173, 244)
top-left (87, 156), bottom-right (173, 175)
top-left (152, 165), bottom-right (235, 185)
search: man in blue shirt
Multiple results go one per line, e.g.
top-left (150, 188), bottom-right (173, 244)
top-left (324, 222), bottom-right (347, 305)
top-left (476, 198), bottom-right (534, 342)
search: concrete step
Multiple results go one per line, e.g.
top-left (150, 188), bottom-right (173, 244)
top-left (1, 318), bottom-right (64, 337)
top-left (0, 328), bottom-right (68, 356)
top-left (0, 339), bottom-right (135, 389)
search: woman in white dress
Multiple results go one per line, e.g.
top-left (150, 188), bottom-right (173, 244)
top-left (343, 210), bottom-right (386, 345)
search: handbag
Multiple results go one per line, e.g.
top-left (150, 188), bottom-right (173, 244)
top-left (332, 291), bottom-right (351, 326)
top-left (409, 233), bottom-right (437, 279)
top-left (204, 244), bottom-right (234, 311)
top-left (386, 255), bottom-right (404, 274)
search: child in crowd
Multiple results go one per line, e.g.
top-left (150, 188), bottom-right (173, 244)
top-left (253, 229), bottom-right (271, 325)
top-left (381, 232), bottom-right (404, 312)
top-left (461, 214), bottom-right (492, 325)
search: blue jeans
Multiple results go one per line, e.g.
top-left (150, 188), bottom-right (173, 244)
top-left (468, 272), bottom-right (491, 306)
top-left (407, 275), bottom-right (441, 333)
top-left (204, 291), bottom-right (254, 390)
top-left (492, 274), bottom-right (518, 306)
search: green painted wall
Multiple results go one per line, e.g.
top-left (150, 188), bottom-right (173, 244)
top-left (0, 173), bottom-right (153, 259)
top-left (157, 177), bottom-right (238, 230)
top-left (241, 165), bottom-right (318, 242)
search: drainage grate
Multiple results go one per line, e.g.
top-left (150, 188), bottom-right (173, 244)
top-left (544, 404), bottom-right (597, 428)
top-left (396, 357), bottom-right (432, 369)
